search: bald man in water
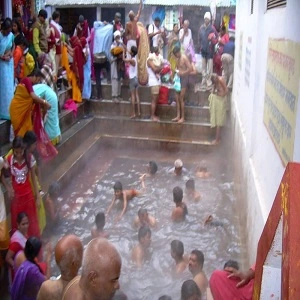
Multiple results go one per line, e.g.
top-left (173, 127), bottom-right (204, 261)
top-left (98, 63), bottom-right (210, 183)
top-left (62, 238), bottom-right (122, 300)
top-left (37, 234), bottom-right (83, 300)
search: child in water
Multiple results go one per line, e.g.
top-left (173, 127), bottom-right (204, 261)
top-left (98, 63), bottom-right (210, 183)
top-left (91, 212), bottom-right (109, 239)
top-left (107, 177), bottom-right (145, 222)
top-left (44, 182), bottom-right (61, 229)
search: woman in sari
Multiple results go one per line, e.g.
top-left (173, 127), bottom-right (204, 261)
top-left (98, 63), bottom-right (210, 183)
top-left (5, 212), bottom-right (29, 282)
top-left (80, 37), bottom-right (92, 100)
top-left (9, 69), bottom-right (51, 138)
top-left (61, 38), bottom-right (82, 102)
top-left (0, 157), bottom-right (10, 251)
top-left (33, 84), bottom-right (61, 144)
top-left (167, 23), bottom-right (180, 73)
top-left (11, 236), bottom-right (51, 300)
top-left (12, 18), bottom-right (24, 46)
top-left (0, 18), bottom-right (15, 120)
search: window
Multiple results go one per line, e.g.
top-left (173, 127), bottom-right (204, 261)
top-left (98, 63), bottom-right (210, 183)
top-left (267, 0), bottom-right (287, 10)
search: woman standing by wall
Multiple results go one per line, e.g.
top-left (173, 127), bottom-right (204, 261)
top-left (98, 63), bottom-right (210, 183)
top-left (0, 18), bottom-right (15, 120)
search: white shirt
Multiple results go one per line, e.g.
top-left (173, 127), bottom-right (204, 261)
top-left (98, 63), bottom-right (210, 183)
top-left (147, 56), bottom-right (161, 87)
top-left (148, 23), bottom-right (160, 47)
top-left (129, 56), bottom-right (137, 79)
top-left (179, 28), bottom-right (192, 50)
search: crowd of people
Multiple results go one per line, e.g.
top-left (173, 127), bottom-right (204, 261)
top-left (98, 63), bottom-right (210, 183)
top-left (0, 1), bottom-right (235, 143)
top-left (0, 154), bottom-right (255, 299)
top-left (0, 3), bottom-right (241, 299)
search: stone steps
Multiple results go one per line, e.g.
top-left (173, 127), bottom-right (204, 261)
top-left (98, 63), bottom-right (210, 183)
top-left (93, 83), bottom-right (211, 106)
top-left (90, 99), bottom-right (210, 122)
top-left (94, 115), bottom-right (214, 142)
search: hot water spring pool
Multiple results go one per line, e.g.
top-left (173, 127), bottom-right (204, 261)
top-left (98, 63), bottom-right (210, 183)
top-left (46, 147), bottom-right (246, 300)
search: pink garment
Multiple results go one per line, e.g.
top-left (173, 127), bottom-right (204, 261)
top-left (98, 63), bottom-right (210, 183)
top-left (63, 99), bottom-right (78, 117)
top-left (209, 270), bottom-right (254, 300)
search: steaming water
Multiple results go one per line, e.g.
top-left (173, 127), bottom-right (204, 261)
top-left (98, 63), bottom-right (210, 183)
top-left (49, 149), bottom-right (245, 300)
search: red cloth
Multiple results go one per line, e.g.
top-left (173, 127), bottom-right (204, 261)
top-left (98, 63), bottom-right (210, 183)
top-left (158, 86), bottom-right (169, 104)
top-left (7, 154), bottom-right (40, 238)
top-left (76, 20), bottom-right (89, 39)
top-left (20, 77), bottom-right (34, 93)
top-left (210, 270), bottom-right (254, 300)
top-left (70, 36), bottom-right (84, 90)
top-left (32, 105), bottom-right (58, 162)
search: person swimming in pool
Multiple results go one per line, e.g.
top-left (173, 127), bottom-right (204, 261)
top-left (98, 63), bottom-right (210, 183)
top-left (107, 178), bottom-right (144, 222)
top-left (171, 186), bottom-right (188, 222)
top-left (134, 208), bottom-right (157, 228)
top-left (185, 178), bottom-right (201, 202)
top-left (91, 212), bottom-right (109, 239)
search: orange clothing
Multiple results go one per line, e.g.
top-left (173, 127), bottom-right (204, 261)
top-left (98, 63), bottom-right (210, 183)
top-left (61, 44), bottom-right (82, 102)
top-left (10, 84), bottom-right (34, 137)
top-left (13, 46), bottom-right (25, 80)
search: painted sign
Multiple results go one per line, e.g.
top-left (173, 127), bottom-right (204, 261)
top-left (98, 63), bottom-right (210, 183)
top-left (263, 39), bottom-right (300, 166)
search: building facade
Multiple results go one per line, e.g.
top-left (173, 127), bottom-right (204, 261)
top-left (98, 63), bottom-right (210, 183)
top-left (232, 0), bottom-right (300, 263)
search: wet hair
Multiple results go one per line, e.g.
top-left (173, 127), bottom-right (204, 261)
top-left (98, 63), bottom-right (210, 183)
top-left (24, 237), bottom-right (42, 262)
top-left (52, 11), bottom-right (60, 20)
top-left (181, 279), bottom-right (201, 300)
top-left (38, 9), bottom-right (48, 19)
top-left (17, 212), bottom-right (28, 224)
top-left (114, 181), bottom-right (123, 191)
top-left (171, 240), bottom-right (184, 258)
top-left (191, 249), bottom-right (204, 268)
top-left (173, 46), bottom-right (181, 55)
top-left (23, 130), bottom-right (37, 146)
top-left (185, 179), bottom-right (195, 190)
top-left (131, 46), bottom-right (138, 57)
top-left (48, 181), bottom-right (61, 199)
top-left (138, 208), bottom-right (147, 217)
top-left (149, 161), bottom-right (158, 175)
top-left (158, 296), bottom-right (173, 300)
top-left (1, 18), bottom-right (12, 30)
top-left (95, 212), bottom-right (105, 230)
top-left (29, 68), bottom-right (43, 78)
top-left (138, 225), bottom-right (151, 242)
top-left (173, 186), bottom-right (183, 204)
top-left (12, 18), bottom-right (22, 33)
top-left (224, 259), bottom-right (239, 270)
top-left (154, 17), bottom-right (161, 23)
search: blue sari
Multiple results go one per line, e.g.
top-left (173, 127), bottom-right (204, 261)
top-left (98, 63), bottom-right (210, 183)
top-left (33, 84), bottom-right (61, 143)
top-left (0, 32), bottom-right (14, 120)
top-left (82, 49), bottom-right (92, 99)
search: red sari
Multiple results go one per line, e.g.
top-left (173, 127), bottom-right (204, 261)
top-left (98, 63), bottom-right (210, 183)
top-left (8, 154), bottom-right (40, 238)
top-left (70, 36), bottom-right (84, 90)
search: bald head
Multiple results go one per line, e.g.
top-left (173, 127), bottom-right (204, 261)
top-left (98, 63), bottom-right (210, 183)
top-left (55, 234), bottom-right (83, 280)
top-left (128, 10), bottom-right (135, 21)
top-left (81, 238), bottom-right (122, 300)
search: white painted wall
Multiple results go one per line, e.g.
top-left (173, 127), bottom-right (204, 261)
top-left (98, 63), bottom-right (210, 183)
top-left (232, 0), bottom-right (300, 264)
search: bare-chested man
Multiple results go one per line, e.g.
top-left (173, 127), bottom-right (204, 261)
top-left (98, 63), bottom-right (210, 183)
top-left (62, 238), bottom-right (122, 300)
top-left (132, 225), bottom-right (152, 268)
top-left (208, 73), bottom-right (228, 145)
top-left (188, 249), bottom-right (208, 297)
top-left (170, 240), bottom-right (188, 274)
top-left (37, 234), bottom-right (83, 300)
top-left (172, 46), bottom-right (192, 123)
top-left (125, 0), bottom-right (143, 57)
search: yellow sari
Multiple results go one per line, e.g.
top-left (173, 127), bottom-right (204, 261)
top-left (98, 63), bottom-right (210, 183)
top-left (61, 44), bottom-right (82, 102)
top-left (10, 84), bottom-right (34, 137)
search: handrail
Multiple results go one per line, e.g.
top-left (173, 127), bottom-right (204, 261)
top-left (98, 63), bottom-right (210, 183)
top-left (253, 162), bottom-right (300, 299)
